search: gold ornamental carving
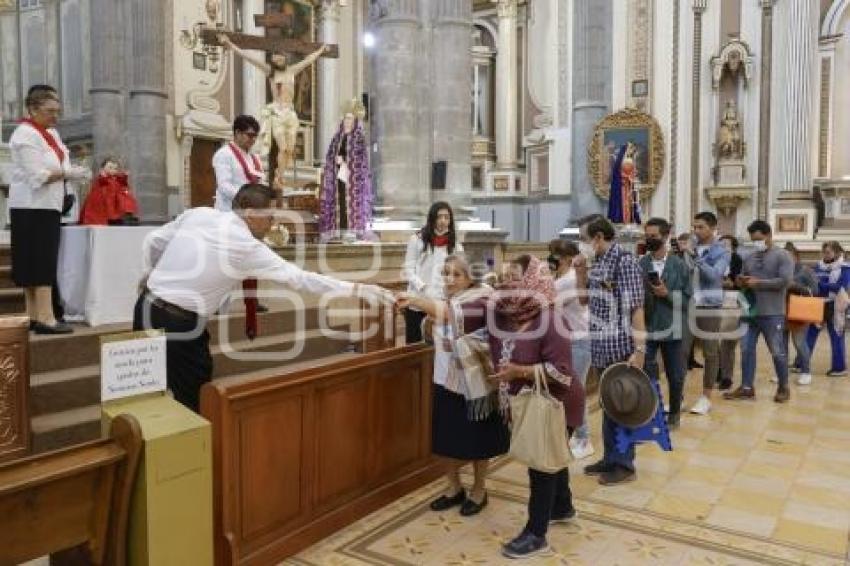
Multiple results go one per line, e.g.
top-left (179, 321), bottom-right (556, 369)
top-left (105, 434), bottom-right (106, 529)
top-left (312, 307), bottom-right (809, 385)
top-left (587, 107), bottom-right (665, 200)
top-left (0, 350), bottom-right (20, 448)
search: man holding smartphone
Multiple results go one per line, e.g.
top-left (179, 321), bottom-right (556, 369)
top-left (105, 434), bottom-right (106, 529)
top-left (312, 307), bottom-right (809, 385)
top-left (638, 218), bottom-right (690, 428)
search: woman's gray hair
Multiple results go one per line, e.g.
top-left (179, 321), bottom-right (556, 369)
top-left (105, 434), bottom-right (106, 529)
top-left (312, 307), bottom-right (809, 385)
top-left (444, 253), bottom-right (486, 286)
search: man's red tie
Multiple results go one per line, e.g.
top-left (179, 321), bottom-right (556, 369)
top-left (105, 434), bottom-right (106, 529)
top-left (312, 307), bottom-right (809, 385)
top-left (243, 279), bottom-right (258, 340)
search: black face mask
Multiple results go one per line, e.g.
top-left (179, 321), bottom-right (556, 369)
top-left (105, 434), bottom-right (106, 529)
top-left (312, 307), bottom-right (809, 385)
top-left (547, 254), bottom-right (561, 273)
top-left (645, 238), bottom-right (664, 252)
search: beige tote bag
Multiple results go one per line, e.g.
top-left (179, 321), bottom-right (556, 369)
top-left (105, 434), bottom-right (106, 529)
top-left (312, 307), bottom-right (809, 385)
top-left (508, 364), bottom-right (571, 472)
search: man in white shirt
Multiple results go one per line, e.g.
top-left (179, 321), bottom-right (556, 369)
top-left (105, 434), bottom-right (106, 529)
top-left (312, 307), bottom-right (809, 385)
top-left (212, 115), bottom-right (265, 212)
top-left (133, 183), bottom-right (390, 412)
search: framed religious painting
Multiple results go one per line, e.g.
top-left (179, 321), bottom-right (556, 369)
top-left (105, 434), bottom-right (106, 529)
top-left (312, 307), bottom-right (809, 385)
top-left (587, 107), bottom-right (665, 200)
top-left (264, 0), bottom-right (315, 124)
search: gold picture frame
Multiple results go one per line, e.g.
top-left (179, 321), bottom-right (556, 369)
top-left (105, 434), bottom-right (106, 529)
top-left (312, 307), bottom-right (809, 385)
top-left (587, 107), bottom-right (665, 200)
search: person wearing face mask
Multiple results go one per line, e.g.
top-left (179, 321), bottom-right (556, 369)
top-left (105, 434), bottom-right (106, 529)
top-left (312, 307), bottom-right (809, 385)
top-left (674, 232), bottom-right (703, 371)
top-left (548, 239), bottom-right (594, 459)
top-left (806, 241), bottom-right (850, 378)
top-left (716, 235), bottom-right (743, 391)
top-left (680, 212), bottom-right (730, 416)
top-left (402, 202), bottom-right (462, 343)
top-left (784, 242), bottom-right (818, 385)
top-left (724, 220), bottom-right (793, 403)
top-left (637, 218), bottom-right (690, 429)
top-left (575, 214), bottom-right (647, 486)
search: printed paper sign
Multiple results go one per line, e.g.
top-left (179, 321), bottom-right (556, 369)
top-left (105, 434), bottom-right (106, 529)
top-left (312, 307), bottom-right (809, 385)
top-left (101, 330), bottom-right (167, 402)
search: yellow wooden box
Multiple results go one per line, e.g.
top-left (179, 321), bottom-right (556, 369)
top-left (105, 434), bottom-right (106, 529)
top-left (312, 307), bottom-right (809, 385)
top-left (102, 394), bottom-right (213, 566)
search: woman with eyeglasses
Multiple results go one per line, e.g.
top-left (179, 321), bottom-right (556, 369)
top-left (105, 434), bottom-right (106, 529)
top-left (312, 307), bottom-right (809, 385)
top-left (9, 85), bottom-right (90, 334)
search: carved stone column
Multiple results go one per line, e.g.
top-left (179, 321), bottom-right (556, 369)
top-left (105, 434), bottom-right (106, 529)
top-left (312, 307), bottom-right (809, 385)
top-left (570, 0), bottom-right (613, 221)
top-left (776, 0), bottom-right (817, 197)
top-left (127, 0), bottom-right (168, 221)
top-left (90, 0), bottom-right (126, 169)
top-left (689, 0), bottom-right (707, 218)
top-left (494, 0), bottom-right (518, 168)
top-left (370, 0), bottom-right (429, 218)
top-left (432, 0), bottom-right (472, 201)
top-left (756, 0), bottom-right (775, 218)
top-left (242, 0), bottom-right (267, 119)
top-left (317, 0), bottom-right (341, 160)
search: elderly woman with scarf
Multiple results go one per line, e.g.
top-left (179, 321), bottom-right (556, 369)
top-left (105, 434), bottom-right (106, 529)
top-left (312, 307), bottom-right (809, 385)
top-left (397, 255), bottom-right (509, 517)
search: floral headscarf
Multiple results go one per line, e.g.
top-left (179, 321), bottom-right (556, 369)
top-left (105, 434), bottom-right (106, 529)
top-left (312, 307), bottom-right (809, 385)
top-left (494, 255), bottom-right (556, 326)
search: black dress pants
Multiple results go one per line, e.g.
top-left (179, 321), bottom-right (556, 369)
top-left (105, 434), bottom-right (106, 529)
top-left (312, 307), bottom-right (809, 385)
top-left (526, 467), bottom-right (573, 537)
top-left (132, 294), bottom-right (213, 413)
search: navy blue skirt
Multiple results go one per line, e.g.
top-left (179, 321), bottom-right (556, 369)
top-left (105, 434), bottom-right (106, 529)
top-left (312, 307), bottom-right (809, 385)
top-left (432, 384), bottom-right (510, 461)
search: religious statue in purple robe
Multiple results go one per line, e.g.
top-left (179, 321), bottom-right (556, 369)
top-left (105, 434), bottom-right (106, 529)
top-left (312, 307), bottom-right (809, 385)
top-left (319, 108), bottom-right (374, 241)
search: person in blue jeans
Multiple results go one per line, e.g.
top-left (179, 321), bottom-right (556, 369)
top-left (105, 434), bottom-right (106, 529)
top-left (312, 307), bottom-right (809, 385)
top-left (638, 218), bottom-right (690, 428)
top-left (807, 241), bottom-right (850, 377)
top-left (724, 220), bottom-right (793, 403)
top-left (784, 242), bottom-right (818, 385)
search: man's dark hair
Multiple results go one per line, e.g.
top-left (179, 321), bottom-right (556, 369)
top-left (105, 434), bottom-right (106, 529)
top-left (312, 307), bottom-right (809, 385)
top-left (694, 211), bottom-right (718, 228)
top-left (645, 217), bottom-right (671, 237)
top-left (25, 84), bottom-right (59, 111)
top-left (421, 201), bottom-right (457, 254)
top-left (233, 183), bottom-right (274, 210)
top-left (579, 215), bottom-right (616, 241)
top-left (720, 235), bottom-right (739, 250)
top-left (233, 115), bottom-right (260, 134)
top-left (822, 240), bottom-right (844, 255)
top-left (677, 232), bottom-right (690, 242)
top-left (747, 220), bottom-right (772, 236)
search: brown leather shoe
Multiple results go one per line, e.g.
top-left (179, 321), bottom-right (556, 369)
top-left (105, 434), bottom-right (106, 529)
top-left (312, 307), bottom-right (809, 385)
top-left (774, 387), bottom-right (791, 403)
top-left (723, 386), bottom-right (755, 400)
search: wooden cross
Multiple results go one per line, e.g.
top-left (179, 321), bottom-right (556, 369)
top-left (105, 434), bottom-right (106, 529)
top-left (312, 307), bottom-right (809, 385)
top-left (200, 12), bottom-right (339, 58)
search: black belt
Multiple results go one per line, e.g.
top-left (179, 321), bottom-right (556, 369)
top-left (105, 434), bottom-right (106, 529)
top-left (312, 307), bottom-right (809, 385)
top-left (145, 292), bottom-right (198, 321)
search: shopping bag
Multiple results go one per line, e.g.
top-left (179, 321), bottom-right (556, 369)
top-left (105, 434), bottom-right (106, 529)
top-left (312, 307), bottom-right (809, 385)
top-left (787, 294), bottom-right (825, 325)
top-left (508, 365), bottom-right (571, 472)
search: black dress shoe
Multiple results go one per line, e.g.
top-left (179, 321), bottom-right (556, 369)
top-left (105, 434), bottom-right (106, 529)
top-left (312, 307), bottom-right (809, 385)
top-left (429, 489), bottom-right (465, 511)
top-left (583, 460), bottom-right (614, 476)
top-left (459, 492), bottom-right (488, 516)
top-left (31, 321), bottom-right (73, 335)
top-left (257, 304), bottom-right (270, 313)
top-left (718, 378), bottom-right (733, 390)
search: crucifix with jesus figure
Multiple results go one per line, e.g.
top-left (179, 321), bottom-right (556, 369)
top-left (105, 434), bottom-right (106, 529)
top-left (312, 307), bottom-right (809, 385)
top-left (202, 14), bottom-right (338, 194)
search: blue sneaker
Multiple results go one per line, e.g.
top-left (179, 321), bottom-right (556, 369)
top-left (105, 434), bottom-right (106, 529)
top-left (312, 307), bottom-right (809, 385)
top-left (502, 531), bottom-right (551, 559)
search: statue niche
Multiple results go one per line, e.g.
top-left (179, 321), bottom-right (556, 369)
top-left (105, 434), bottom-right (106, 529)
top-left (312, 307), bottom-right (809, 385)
top-left (717, 100), bottom-right (743, 160)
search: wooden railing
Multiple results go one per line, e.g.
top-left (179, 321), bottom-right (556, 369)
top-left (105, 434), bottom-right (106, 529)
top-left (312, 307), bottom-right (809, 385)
top-left (0, 413), bottom-right (142, 565)
top-left (200, 344), bottom-right (440, 566)
top-left (0, 316), bottom-right (30, 462)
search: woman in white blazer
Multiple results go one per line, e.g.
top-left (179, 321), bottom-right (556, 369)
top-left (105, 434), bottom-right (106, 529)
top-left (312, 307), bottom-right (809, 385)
top-left (9, 85), bottom-right (89, 334)
top-left (402, 202), bottom-right (462, 343)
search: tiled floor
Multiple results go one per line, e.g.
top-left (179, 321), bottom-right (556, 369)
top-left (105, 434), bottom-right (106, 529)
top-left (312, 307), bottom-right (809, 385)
top-left (289, 342), bottom-right (850, 565)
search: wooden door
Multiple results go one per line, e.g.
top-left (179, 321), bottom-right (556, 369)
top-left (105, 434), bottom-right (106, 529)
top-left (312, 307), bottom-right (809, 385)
top-left (190, 139), bottom-right (221, 208)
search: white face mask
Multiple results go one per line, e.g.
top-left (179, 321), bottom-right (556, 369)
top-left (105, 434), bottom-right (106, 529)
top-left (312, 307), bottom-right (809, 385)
top-left (579, 241), bottom-right (596, 259)
top-left (752, 240), bottom-right (767, 252)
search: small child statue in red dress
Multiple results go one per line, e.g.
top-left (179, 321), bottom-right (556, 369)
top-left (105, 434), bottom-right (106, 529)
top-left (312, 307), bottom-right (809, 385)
top-left (79, 157), bottom-right (140, 225)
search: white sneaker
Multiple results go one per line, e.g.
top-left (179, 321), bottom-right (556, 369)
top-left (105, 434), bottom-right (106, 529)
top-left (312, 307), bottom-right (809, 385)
top-left (569, 437), bottom-right (596, 460)
top-left (769, 375), bottom-right (778, 383)
top-left (796, 373), bottom-right (812, 385)
top-left (689, 395), bottom-right (712, 415)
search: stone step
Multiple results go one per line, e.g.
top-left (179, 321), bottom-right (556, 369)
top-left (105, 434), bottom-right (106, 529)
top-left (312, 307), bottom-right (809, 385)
top-left (0, 288), bottom-right (25, 314)
top-left (28, 306), bottom-right (338, 374)
top-left (0, 266), bottom-right (14, 289)
top-left (29, 326), bottom-right (354, 418)
top-left (30, 404), bottom-right (102, 454)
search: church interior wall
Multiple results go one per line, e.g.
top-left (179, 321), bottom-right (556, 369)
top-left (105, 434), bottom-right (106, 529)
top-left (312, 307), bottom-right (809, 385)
top-left (647, 0), bottom-right (671, 224)
top-left (696, 0), bottom-right (721, 214)
top-left (830, 14), bottom-right (850, 179)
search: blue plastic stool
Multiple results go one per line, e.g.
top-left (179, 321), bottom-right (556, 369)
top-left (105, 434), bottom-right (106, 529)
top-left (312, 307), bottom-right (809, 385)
top-left (614, 378), bottom-right (673, 454)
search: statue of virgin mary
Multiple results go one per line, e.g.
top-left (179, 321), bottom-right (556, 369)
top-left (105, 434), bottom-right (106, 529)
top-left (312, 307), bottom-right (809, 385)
top-left (319, 99), bottom-right (374, 241)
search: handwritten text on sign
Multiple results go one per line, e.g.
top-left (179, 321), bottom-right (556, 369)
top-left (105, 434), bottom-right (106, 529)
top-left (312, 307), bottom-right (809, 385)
top-left (101, 334), bottom-right (167, 402)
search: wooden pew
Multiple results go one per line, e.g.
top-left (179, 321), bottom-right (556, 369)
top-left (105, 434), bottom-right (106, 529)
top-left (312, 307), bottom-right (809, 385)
top-left (0, 413), bottom-right (142, 566)
top-left (0, 316), bottom-right (31, 462)
top-left (201, 344), bottom-right (441, 566)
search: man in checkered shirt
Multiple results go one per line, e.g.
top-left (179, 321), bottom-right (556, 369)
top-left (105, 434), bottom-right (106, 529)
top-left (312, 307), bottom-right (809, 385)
top-left (573, 215), bottom-right (647, 485)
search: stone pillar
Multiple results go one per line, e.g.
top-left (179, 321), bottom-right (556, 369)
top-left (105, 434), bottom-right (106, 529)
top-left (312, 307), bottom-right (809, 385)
top-left (127, 0), bottom-right (168, 221)
top-left (689, 0), bottom-right (706, 218)
top-left (370, 0), bottom-right (429, 219)
top-left (569, 0), bottom-right (613, 222)
top-left (242, 0), bottom-right (267, 119)
top-left (90, 0), bottom-right (126, 169)
top-left (317, 0), bottom-right (341, 160)
top-left (431, 0), bottom-right (472, 201)
top-left (494, 0), bottom-right (518, 168)
top-left (776, 0), bottom-right (817, 197)
top-left (756, 0), bottom-right (775, 218)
